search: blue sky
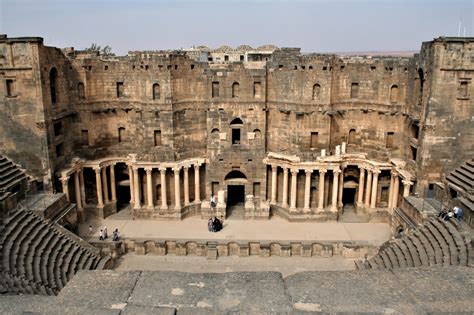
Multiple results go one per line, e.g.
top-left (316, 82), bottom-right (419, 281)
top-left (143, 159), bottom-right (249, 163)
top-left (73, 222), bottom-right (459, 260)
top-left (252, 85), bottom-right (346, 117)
top-left (1, 0), bottom-right (473, 55)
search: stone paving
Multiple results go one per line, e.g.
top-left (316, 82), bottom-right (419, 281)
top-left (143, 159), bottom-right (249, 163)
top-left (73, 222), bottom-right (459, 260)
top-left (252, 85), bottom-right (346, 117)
top-left (79, 214), bottom-right (391, 245)
top-left (0, 267), bottom-right (473, 314)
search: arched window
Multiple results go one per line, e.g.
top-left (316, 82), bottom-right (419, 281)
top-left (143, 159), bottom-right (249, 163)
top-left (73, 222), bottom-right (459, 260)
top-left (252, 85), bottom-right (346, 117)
top-left (312, 84), bottom-right (321, 100)
top-left (348, 129), bottom-right (356, 144)
top-left (232, 82), bottom-right (240, 98)
top-left (253, 129), bottom-right (261, 140)
top-left (49, 67), bottom-right (58, 104)
top-left (78, 82), bottom-right (85, 100)
top-left (230, 118), bottom-right (243, 145)
top-left (225, 170), bottom-right (247, 180)
top-left (153, 83), bottom-right (161, 100)
top-left (390, 85), bottom-right (399, 103)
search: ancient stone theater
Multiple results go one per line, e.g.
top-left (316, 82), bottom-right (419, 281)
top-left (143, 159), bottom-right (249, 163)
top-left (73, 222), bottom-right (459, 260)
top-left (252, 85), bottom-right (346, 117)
top-left (0, 34), bottom-right (473, 309)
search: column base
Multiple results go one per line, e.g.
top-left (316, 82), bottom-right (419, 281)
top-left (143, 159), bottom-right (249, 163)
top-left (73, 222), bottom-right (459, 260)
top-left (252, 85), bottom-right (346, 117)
top-left (330, 206), bottom-right (338, 213)
top-left (303, 207), bottom-right (310, 213)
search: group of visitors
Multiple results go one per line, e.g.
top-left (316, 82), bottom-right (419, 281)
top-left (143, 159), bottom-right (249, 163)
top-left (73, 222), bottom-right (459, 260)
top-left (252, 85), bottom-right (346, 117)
top-left (208, 216), bottom-right (223, 232)
top-left (438, 206), bottom-right (463, 223)
top-left (91, 225), bottom-right (120, 241)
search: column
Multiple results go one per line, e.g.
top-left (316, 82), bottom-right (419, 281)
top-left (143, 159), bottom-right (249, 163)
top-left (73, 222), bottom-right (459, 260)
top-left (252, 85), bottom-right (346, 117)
top-left (133, 167), bottom-right (140, 209)
top-left (145, 168), bottom-right (154, 209)
top-left (370, 169), bottom-right (380, 208)
top-left (174, 167), bottom-right (181, 209)
top-left (79, 169), bottom-right (86, 207)
top-left (290, 169), bottom-right (298, 210)
top-left (160, 167), bottom-right (167, 209)
top-left (392, 175), bottom-right (400, 208)
top-left (282, 167), bottom-right (289, 207)
top-left (60, 176), bottom-right (70, 202)
top-left (402, 180), bottom-right (412, 197)
top-left (128, 165), bottom-right (134, 204)
top-left (331, 169), bottom-right (340, 212)
top-left (364, 169), bottom-right (373, 207)
top-left (303, 169), bottom-right (311, 212)
top-left (388, 171), bottom-right (395, 209)
top-left (184, 166), bottom-right (190, 206)
top-left (317, 169), bottom-right (326, 212)
top-left (101, 166), bottom-right (109, 204)
top-left (110, 164), bottom-right (117, 202)
top-left (271, 165), bottom-right (278, 204)
top-left (94, 167), bottom-right (103, 207)
top-left (194, 164), bottom-right (201, 203)
top-left (337, 168), bottom-right (344, 208)
top-left (74, 171), bottom-right (82, 210)
top-left (357, 167), bottom-right (365, 204)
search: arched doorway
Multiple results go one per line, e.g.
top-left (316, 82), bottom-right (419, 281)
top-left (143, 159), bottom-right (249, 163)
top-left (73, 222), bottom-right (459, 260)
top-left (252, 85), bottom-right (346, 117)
top-left (115, 163), bottom-right (131, 211)
top-left (225, 170), bottom-right (247, 219)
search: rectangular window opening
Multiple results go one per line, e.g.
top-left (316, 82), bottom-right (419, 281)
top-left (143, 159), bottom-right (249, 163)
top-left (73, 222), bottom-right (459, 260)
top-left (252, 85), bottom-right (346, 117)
top-left (253, 82), bottom-right (261, 98)
top-left (386, 132), bottom-right (394, 148)
top-left (212, 81), bottom-right (219, 98)
top-left (6, 79), bottom-right (15, 97)
top-left (118, 127), bottom-right (125, 143)
top-left (81, 130), bottom-right (89, 146)
top-left (310, 132), bottom-right (319, 148)
top-left (351, 82), bottom-right (359, 98)
top-left (116, 82), bottom-right (124, 98)
top-left (53, 122), bottom-right (63, 137)
top-left (154, 130), bottom-right (162, 146)
top-left (232, 128), bottom-right (241, 145)
top-left (55, 143), bottom-right (64, 157)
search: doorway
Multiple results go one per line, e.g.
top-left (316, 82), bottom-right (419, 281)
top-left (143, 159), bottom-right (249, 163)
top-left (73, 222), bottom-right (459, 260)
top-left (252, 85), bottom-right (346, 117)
top-left (342, 188), bottom-right (356, 205)
top-left (227, 185), bottom-right (245, 218)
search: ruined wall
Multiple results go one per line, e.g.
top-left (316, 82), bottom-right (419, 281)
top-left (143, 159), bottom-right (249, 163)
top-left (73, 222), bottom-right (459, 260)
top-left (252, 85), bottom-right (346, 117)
top-left (416, 38), bottom-right (474, 191)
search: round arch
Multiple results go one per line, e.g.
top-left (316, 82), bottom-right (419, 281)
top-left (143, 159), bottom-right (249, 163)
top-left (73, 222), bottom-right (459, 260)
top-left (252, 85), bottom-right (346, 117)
top-left (224, 170), bottom-right (247, 181)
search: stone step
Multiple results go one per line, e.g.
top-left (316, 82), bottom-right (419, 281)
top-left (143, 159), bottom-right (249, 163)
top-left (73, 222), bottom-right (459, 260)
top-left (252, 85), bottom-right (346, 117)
top-left (394, 240), bottom-right (414, 267)
top-left (2, 215), bottom-right (35, 272)
top-left (66, 248), bottom-right (83, 281)
top-left (380, 251), bottom-right (393, 269)
top-left (430, 219), bottom-right (459, 266)
top-left (401, 237), bottom-right (422, 267)
top-left (408, 234), bottom-right (429, 266)
top-left (419, 227), bottom-right (443, 265)
top-left (384, 247), bottom-right (399, 269)
top-left (206, 242), bottom-right (218, 260)
top-left (57, 242), bottom-right (75, 287)
top-left (96, 256), bottom-right (111, 270)
top-left (446, 175), bottom-right (470, 192)
top-left (460, 163), bottom-right (474, 174)
top-left (451, 170), bottom-right (474, 189)
top-left (33, 230), bottom-right (56, 283)
top-left (390, 242), bottom-right (407, 268)
top-left (25, 227), bottom-right (50, 279)
top-left (444, 219), bottom-right (469, 265)
top-left (424, 222), bottom-right (451, 267)
top-left (466, 159), bottom-right (474, 169)
top-left (15, 220), bottom-right (43, 278)
top-left (413, 230), bottom-right (436, 266)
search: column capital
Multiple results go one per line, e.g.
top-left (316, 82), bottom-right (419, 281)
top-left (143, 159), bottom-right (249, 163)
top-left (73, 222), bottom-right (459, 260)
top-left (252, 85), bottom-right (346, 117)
top-left (159, 166), bottom-right (167, 172)
top-left (333, 168), bottom-right (341, 175)
top-left (290, 168), bottom-right (299, 175)
top-left (93, 166), bottom-right (101, 173)
top-left (391, 170), bottom-right (398, 177)
top-left (173, 167), bottom-right (181, 174)
top-left (319, 168), bottom-right (327, 174)
top-left (359, 165), bottom-right (366, 170)
top-left (193, 164), bottom-right (200, 170)
top-left (372, 169), bottom-right (381, 175)
top-left (282, 166), bottom-right (289, 172)
top-left (402, 180), bottom-right (413, 186)
top-left (271, 164), bottom-right (278, 171)
top-left (145, 167), bottom-right (153, 173)
top-left (305, 169), bottom-right (313, 175)
top-left (60, 176), bottom-right (70, 183)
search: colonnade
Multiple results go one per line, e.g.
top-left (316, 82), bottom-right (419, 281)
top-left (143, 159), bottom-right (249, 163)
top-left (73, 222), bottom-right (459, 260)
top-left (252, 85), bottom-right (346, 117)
top-left (269, 163), bottom-right (413, 212)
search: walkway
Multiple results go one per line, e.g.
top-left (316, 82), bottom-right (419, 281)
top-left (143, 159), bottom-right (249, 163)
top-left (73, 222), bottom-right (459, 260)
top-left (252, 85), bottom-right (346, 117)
top-left (79, 209), bottom-right (391, 245)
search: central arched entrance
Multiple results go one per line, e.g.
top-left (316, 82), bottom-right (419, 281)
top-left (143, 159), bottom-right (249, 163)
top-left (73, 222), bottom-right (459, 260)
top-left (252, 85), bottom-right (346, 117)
top-left (224, 170), bottom-right (247, 219)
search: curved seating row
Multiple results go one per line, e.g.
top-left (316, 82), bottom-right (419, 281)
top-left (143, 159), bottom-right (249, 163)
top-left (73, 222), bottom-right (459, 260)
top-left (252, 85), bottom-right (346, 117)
top-left (356, 217), bottom-right (472, 270)
top-left (0, 209), bottom-right (111, 295)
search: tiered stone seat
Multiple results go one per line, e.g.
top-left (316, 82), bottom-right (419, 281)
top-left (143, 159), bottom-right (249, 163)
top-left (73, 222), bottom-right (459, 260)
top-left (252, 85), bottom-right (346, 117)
top-left (356, 217), bottom-right (472, 270)
top-left (0, 156), bottom-right (27, 201)
top-left (1, 209), bottom-right (111, 295)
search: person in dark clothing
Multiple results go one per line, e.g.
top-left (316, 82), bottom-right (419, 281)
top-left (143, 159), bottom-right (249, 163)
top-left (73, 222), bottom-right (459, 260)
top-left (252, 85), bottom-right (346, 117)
top-left (213, 216), bottom-right (222, 232)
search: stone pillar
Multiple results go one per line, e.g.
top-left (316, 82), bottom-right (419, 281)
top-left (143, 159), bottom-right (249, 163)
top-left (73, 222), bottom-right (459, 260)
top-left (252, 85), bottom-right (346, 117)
top-left (94, 167), bottom-right (103, 207)
top-left (388, 171), bottom-right (395, 209)
top-left (392, 175), bottom-right (400, 208)
top-left (338, 168), bottom-right (344, 208)
top-left (183, 166), bottom-right (190, 206)
top-left (60, 176), bottom-right (70, 202)
top-left (74, 171), bottom-right (82, 210)
top-left (160, 167), bottom-right (167, 209)
top-left (194, 164), bottom-right (201, 203)
top-left (128, 165), bottom-right (135, 204)
top-left (133, 167), bottom-right (140, 209)
top-left (370, 169), bottom-right (380, 208)
top-left (357, 167), bottom-right (365, 204)
top-left (290, 169), bottom-right (298, 210)
top-left (101, 166), bottom-right (109, 204)
top-left (271, 165), bottom-right (278, 205)
top-left (317, 169), bottom-right (326, 212)
top-left (331, 169), bottom-right (340, 212)
top-left (364, 169), bottom-right (373, 207)
top-left (282, 167), bottom-right (289, 207)
top-left (145, 168), bottom-right (153, 209)
top-left (402, 180), bottom-right (412, 197)
top-left (110, 164), bottom-right (116, 202)
top-left (304, 169), bottom-right (311, 212)
top-left (174, 167), bottom-right (181, 209)
top-left (79, 169), bottom-right (86, 207)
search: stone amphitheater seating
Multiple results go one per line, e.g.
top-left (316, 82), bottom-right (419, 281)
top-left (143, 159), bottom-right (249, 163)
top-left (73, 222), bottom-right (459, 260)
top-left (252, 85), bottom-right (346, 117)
top-left (447, 159), bottom-right (474, 224)
top-left (0, 209), bottom-right (111, 295)
top-left (355, 217), bottom-right (472, 270)
top-left (0, 156), bottom-right (27, 202)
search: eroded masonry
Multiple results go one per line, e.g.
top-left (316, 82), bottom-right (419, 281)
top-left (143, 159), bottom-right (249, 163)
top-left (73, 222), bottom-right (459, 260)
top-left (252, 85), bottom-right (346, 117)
top-left (1, 35), bottom-right (473, 232)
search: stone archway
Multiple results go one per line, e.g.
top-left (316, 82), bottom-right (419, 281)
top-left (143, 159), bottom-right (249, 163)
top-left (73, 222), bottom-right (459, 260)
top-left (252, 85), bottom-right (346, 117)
top-left (224, 170), bottom-right (247, 219)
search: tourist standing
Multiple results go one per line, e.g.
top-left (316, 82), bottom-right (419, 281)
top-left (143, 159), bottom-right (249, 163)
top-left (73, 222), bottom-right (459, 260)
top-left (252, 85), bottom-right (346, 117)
top-left (103, 226), bottom-right (108, 239)
top-left (99, 229), bottom-right (104, 241)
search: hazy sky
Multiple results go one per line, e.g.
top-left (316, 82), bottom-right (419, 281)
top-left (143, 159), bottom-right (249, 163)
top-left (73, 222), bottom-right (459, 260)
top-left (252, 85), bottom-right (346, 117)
top-left (1, 0), bottom-right (473, 55)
